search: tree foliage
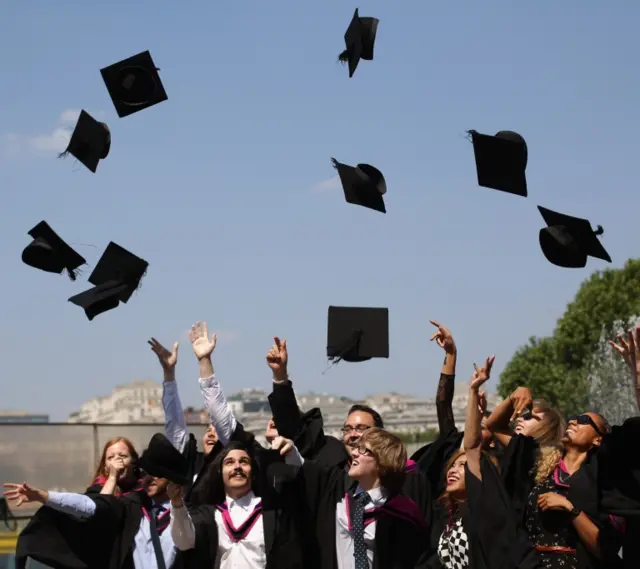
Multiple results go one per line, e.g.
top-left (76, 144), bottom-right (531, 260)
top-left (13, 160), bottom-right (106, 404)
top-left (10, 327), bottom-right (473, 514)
top-left (498, 259), bottom-right (640, 416)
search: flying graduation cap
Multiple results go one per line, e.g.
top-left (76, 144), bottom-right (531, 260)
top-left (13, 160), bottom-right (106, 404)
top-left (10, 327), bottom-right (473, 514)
top-left (468, 130), bottom-right (528, 197)
top-left (331, 158), bottom-right (387, 213)
top-left (58, 111), bottom-right (111, 173)
top-left (537, 206), bottom-right (611, 269)
top-left (327, 306), bottom-right (389, 364)
top-left (100, 50), bottom-right (168, 118)
top-left (68, 242), bottom-right (148, 320)
top-left (22, 221), bottom-right (86, 281)
top-left (339, 8), bottom-right (379, 78)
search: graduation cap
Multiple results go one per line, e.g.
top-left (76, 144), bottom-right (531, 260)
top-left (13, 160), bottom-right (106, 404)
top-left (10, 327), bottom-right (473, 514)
top-left (58, 111), bottom-right (110, 173)
top-left (22, 221), bottom-right (86, 281)
top-left (338, 8), bottom-right (379, 78)
top-left (331, 158), bottom-right (387, 213)
top-left (327, 306), bottom-right (389, 363)
top-left (538, 206), bottom-right (611, 268)
top-left (100, 50), bottom-right (168, 118)
top-left (68, 242), bottom-right (148, 320)
top-left (468, 130), bottom-right (528, 197)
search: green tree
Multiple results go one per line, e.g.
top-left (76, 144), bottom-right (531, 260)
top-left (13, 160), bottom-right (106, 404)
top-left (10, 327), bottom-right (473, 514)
top-left (498, 259), bottom-right (640, 416)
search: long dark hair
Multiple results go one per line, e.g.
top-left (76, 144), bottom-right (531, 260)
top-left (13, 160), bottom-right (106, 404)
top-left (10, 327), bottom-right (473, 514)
top-left (192, 441), bottom-right (268, 506)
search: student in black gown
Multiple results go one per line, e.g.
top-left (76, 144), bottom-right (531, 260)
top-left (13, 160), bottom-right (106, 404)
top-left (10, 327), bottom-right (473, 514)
top-left (172, 440), bottom-right (304, 569)
top-left (428, 355), bottom-right (542, 569)
top-left (410, 322), bottom-right (499, 496)
top-left (276, 426), bottom-right (432, 569)
top-left (149, 336), bottom-right (223, 505)
top-left (5, 433), bottom-right (204, 569)
top-left (88, 437), bottom-right (145, 496)
top-left (484, 387), bottom-right (566, 525)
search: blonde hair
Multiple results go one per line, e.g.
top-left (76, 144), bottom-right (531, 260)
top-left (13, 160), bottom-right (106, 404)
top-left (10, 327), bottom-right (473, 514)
top-left (533, 443), bottom-right (564, 484)
top-left (359, 428), bottom-right (407, 493)
top-left (528, 400), bottom-right (566, 447)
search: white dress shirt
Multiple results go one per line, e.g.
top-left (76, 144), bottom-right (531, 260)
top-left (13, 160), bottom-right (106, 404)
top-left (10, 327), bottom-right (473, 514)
top-left (284, 446), bottom-right (385, 569)
top-left (199, 375), bottom-right (238, 446)
top-left (46, 492), bottom-right (180, 569)
top-left (172, 490), bottom-right (266, 569)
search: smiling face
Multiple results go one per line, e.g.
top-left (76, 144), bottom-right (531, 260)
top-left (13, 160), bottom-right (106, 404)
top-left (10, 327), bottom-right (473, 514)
top-left (222, 449), bottom-right (252, 498)
top-left (144, 475), bottom-right (169, 499)
top-left (445, 452), bottom-right (467, 499)
top-left (342, 411), bottom-right (376, 452)
top-left (201, 425), bottom-right (218, 455)
top-left (515, 410), bottom-right (545, 436)
top-left (347, 442), bottom-right (379, 483)
top-left (563, 412), bottom-right (606, 450)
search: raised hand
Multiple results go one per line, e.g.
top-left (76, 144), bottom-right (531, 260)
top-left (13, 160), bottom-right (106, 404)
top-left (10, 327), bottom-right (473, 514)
top-left (609, 325), bottom-right (640, 377)
top-left (266, 337), bottom-right (288, 380)
top-left (3, 482), bottom-right (46, 506)
top-left (189, 321), bottom-right (217, 360)
top-left (429, 320), bottom-right (456, 354)
top-left (106, 458), bottom-right (126, 480)
top-left (509, 386), bottom-right (533, 420)
top-left (167, 483), bottom-right (184, 507)
top-left (470, 355), bottom-right (495, 390)
top-left (148, 338), bottom-right (179, 371)
top-left (478, 390), bottom-right (487, 415)
top-left (271, 436), bottom-right (294, 456)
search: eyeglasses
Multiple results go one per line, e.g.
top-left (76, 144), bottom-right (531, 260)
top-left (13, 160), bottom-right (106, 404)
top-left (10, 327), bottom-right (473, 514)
top-left (341, 425), bottom-right (372, 435)
top-left (354, 445), bottom-right (374, 457)
top-left (518, 410), bottom-right (540, 421)
top-left (567, 414), bottom-right (604, 437)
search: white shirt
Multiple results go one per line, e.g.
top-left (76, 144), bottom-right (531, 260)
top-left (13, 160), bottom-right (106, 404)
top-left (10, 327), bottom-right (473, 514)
top-left (284, 446), bottom-right (386, 569)
top-left (172, 491), bottom-right (266, 569)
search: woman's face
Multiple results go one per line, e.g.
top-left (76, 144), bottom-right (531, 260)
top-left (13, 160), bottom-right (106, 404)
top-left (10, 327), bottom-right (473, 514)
top-left (515, 409), bottom-right (545, 437)
top-left (347, 443), bottom-right (378, 481)
top-left (446, 454), bottom-right (467, 498)
top-left (104, 441), bottom-right (134, 480)
top-left (222, 449), bottom-right (252, 496)
top-left (563, 412), bottom-right (605, 449)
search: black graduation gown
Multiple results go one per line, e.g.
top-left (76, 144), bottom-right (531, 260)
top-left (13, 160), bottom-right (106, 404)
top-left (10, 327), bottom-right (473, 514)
top-left (268, 380), bottom-right (349, 469)
top-left (427, 456), bottom-right (541, 569)
top-left (498, 435), bottom-right (539, 526)
top-left (182, 433), bottom-right (223, 505)
top-left (15, 489), bottom-right (194, 569)
top-left (291, 459), bottom-right (433, 569)
top-left (183, 462), bottom-right (304, 569)
top-left (596, 417), bottom-right (640, 569)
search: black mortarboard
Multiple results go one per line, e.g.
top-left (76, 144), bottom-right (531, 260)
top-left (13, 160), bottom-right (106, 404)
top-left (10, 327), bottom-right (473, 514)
top-left (100, 50), bottom-right (168, 118)
top-left (139, 433), bottom-right (189, 485)
top-left (338, 8), bottom-right (379, 78)
top-left (22, 221), bottom-right (86, 281)
top-left (537, 206), bottom-right (612, 268)
top-left (331, 158), bottom-right (387, 213)
top-left (58, 111), bottom-right (111, 173)
top-left (469, 130), bottom-right (528, 197)
top-left (68, 242), bottom-right (148, 320)
top-left (327, 306), bottom-right (389, 363)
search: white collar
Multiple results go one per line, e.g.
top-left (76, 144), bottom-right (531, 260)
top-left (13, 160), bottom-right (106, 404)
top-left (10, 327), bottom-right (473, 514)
top-left (226, 490), bottom-right (258, 510)
top-left (354, 485), bottom-right (387, 505)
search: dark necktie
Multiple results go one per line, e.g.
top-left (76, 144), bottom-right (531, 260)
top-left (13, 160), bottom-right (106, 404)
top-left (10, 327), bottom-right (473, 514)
top-left (352, 492), bottom-right (371, 569)
top-left (152, 504), bottom-right (166, 520)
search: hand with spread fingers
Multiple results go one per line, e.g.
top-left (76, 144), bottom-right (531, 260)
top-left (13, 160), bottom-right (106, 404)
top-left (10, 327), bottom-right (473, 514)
top-left (3, 483), bottom-right (47, 507)
top-left (189, 321), bottom-right (217, 361)
top-left (266, 337), bottom-right (288, 382)
top-left (148, 337), bottom-right (179, 381)
top-left (610, 325), bottom-right (640, 377)
top-left (429, 320), bottom-right (457, 355)
top-left (470, 355), bottom-right (495, 391)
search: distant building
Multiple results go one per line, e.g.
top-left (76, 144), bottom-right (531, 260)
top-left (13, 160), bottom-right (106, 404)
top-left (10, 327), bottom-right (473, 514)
top-left (67, 380), bottom-right (163, 424)
top-left (0, 411), bottom-right (49, 424)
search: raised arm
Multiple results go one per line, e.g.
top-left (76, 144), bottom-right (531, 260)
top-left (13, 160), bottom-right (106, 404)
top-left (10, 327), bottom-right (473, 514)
top-left (484, 386), bottom-right (533, 446)
top-left (189, 321), bottom-right (237, 446)
top-left (3, 483), bottom-right (96, 519)
top-left (463, 356), bottom-right (495, 480)
top-left (149, 337), bottom-right (189, 453)
top-left (429, 320), bottom-right (457, 433)
top-left (610, 325), bottom-right (640, 410)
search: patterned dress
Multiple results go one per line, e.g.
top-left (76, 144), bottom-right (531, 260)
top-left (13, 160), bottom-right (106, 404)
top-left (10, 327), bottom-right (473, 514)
top-left (437, 516), bottom-right (469, 569)
top-left (525, 462), bottom-right (578, 569)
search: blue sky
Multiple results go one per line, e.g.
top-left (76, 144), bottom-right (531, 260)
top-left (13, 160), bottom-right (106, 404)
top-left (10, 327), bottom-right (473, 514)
top-left (1, 1), bottom-right (638, 421)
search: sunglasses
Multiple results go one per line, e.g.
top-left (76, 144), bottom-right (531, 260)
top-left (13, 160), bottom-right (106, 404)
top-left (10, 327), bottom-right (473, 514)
top-left (567, 414), bottom-right (604, 437)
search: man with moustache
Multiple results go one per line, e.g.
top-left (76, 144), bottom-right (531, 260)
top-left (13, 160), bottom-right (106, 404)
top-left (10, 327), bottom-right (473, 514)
top-left (6, 434), bottom-right (205, 569)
